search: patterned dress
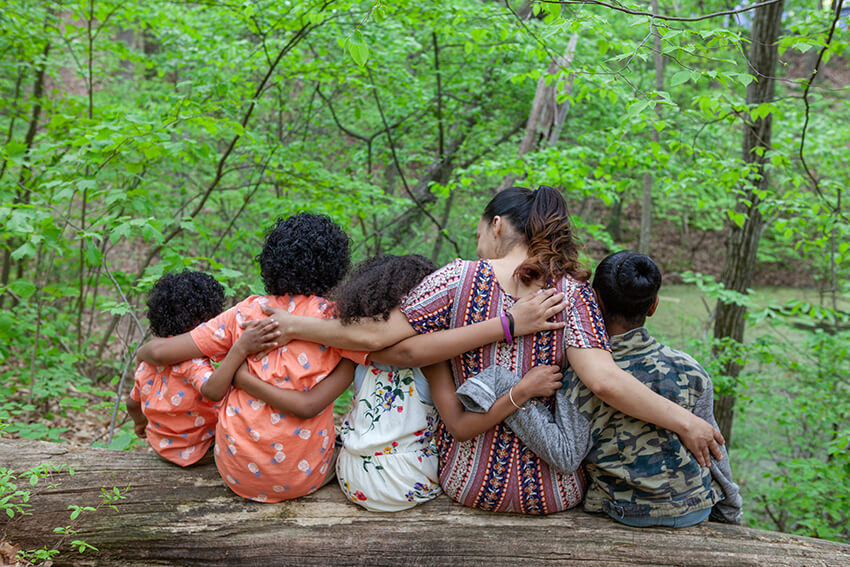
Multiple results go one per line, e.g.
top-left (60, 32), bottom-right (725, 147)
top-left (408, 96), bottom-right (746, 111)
top-left (190, 294), bottom-right (367, 503)
top-left (336, 362), bottom-right (442, 511)
top-left (400, 259), bottom-right (610, 514)
top-left (130, 358), bottom-right (218, 466)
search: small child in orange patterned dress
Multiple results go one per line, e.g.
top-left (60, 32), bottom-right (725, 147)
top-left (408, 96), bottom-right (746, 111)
top-left (127, 271), bottom-right (279, 466)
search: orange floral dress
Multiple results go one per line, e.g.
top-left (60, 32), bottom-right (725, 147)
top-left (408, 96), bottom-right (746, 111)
top-left (190, 294), bottom-right (367, 502)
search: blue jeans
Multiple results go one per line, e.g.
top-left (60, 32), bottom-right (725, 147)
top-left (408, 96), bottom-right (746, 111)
top-left (606, 506), bottom-right (711, 528)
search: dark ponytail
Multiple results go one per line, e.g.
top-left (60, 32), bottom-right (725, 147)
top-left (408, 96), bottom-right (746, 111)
top-left (591, 251), bottom-right (661, 323)
top-left (516, 185), bottom-right (589, 284)
top-left (482, 186), bottom-right (588, 284)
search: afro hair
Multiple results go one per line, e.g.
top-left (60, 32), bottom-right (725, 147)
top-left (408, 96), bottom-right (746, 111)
top-left (146, 271), bottom-right (225, 337)
top-left (256, 213), bottom-right (351, 297)
top-left (333, 254), bottom-right (437, 325)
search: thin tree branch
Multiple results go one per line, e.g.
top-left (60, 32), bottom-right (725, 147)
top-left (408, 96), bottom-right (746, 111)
top-left (541, 0), bottom-right (784, 22)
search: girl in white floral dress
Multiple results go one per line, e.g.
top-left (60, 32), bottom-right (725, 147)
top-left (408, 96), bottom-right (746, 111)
top-left (235, 254), bottom-right (567, 511)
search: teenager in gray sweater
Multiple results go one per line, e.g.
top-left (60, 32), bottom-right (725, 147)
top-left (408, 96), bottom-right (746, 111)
top-left (457, 251), bottom-right (742, 527)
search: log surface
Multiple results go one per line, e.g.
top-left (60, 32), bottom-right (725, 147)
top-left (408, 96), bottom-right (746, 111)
top-left (1, 439), bottom-right (848, 566)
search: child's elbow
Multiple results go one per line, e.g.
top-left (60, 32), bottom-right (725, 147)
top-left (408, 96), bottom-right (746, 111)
top-left (444, 423), bottom-right (474, 443)
top-left (138, 341), bottom-right (168, 366)
top-left (201, 386), bottom-right (225, 402)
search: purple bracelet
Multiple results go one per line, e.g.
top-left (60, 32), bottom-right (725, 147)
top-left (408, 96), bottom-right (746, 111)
top-left (500, 312), bottom-right (514, 344)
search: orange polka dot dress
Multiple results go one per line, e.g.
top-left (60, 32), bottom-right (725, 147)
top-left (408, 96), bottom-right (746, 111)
top-left (190, 294), bottom-right (367, 502)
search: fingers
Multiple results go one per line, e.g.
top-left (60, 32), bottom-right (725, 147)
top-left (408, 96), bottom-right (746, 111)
top-left (709, 439), bottom-right (724, 461)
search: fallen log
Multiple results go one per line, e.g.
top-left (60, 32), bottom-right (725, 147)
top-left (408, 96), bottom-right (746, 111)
top-left (1, 439), bottom-right (848, 566)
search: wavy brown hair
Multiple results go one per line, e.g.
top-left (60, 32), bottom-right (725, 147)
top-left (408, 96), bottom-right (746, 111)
top-left (482, 186), bottom-right (589, 284)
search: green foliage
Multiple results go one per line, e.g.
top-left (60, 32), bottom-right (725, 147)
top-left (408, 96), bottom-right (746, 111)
top-left (0, 0), bottom-right (848, 545)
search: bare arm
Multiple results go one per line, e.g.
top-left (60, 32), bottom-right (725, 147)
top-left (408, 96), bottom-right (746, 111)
top-left (424, 361), bottom-right (562, 442)
top-left (372, 289), bottom-right (567, 367)
top-left (567, 347), bottom-right (725, 467)
top-left (200, 319), bottom-right (281, 401)
top-left (232, 359), bottom-right (356, 419)
top-left (137, 333), bottom-right (203, 366)
top-left (125, 397), bottom-right (147, 438)
top-left (263, 306), bottom-right (415, 351)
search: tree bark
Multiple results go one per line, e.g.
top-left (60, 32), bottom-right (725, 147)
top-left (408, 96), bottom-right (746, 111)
top-left (2, 439), bottom-right (849, 566)
top-left (498, 34), bottom-right (578, 191)
top-left (639, 0), bottom-right (664, 255)
top-left (712, 0), bottom-right (785, 443)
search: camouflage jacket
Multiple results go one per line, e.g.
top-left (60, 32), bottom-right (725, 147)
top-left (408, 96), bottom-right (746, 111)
top-left (457, 327), bottom-right (742, 523)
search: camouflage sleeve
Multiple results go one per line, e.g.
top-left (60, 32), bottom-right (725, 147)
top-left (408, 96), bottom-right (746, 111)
top-left (694, 375), bottom-right (743, 525)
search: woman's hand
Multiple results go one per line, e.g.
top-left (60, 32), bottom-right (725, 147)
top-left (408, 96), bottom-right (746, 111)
top-left (233, 318), bottom-right (280, 357)
top-left (678, 413), bottom-right (726, 468)
top-left (512, 364), bottom-right (563, 402)
top-left (509, 288), bottom-right (566, 337)
top-left (256, 306), bottom-right (295, 344)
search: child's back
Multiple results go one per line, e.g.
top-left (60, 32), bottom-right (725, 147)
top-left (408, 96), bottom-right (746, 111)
top-left (336, 361), bottom-right (441, 510)
top-left (191, 294), bottom-right (366, 501)
top-left (128, 271), bottom-right (223, 466)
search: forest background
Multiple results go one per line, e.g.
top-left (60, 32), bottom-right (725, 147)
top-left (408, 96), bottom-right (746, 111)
top-left (1, 0), bottom-right (848, 552)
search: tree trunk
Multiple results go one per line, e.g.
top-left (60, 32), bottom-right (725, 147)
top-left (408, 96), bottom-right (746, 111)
top-left (2, 439), bottom-right (849, 566)
top-left (498, 34), bottom-right (578, 191)
top-left (712, 0), bottom-right (785, 443)
top-left (639, 0), bottom-right (664, 255)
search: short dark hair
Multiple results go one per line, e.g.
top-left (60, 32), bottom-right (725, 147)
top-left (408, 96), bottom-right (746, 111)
top-left (333, 254), bottom-right (437, 324)
top-left (256, 213), bottom-right (351, 297)
top-left (147, 271), bottom-right (225, 337)
top-left (592, 251), bottom-right (661, 324)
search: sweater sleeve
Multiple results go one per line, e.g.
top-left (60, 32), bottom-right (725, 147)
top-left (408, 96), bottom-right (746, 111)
top-left (456, 366), bottom-right (594, 474)
top-left (694, 378), bottom-right (743, 525)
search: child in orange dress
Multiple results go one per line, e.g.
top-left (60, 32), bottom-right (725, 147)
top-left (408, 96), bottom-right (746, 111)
top-left (127, 271), bottom-right (278, 466)
top-left (137, 214), bottom-right (367, 501)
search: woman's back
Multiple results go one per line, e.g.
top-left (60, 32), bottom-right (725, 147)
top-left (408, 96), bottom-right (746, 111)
top-left (402, 258), bottom-right (608, 514)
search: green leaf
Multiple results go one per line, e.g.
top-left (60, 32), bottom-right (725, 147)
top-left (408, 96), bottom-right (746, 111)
top-left (8, 279), bottom-right (36, 300)
top-left (670, 70), bottom-right (692, 86)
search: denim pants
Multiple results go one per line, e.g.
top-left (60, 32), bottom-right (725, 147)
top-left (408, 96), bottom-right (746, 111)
top-left (606, 505), bottom-right (711, 528)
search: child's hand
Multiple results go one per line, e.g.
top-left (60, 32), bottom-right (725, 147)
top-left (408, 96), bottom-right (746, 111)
top-left (234, 318), bottom-right (280, 358)
top-left (513, 365), bottom-right (563, 402)
top-left (133, 420), bottom-right (148, 438)
top-left (509, 288), bottom-right (567, 337)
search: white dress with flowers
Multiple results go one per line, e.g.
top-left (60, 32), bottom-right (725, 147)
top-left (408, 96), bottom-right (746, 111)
top-left (336, 362), bottom-right (442, 511)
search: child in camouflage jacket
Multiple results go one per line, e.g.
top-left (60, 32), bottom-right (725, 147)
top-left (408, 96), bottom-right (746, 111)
top-left (457, 251), bottom-right (742, 527)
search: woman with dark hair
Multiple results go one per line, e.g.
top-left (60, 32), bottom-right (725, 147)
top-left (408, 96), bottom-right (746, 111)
top-left (267, 187), bottom-right (724, 515)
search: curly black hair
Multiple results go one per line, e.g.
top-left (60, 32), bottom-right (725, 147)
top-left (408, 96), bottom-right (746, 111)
top-left (256, 213), bottom-right (351, 297)
top-left (333, 254), bottom-right (437, 325)
top-left (146, 271), bottom-right (225, 337)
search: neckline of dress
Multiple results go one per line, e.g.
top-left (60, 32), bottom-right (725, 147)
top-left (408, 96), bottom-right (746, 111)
top-left (479, 258), bottom-right (518, 301)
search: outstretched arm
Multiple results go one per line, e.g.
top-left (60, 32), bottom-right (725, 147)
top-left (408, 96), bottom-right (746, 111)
top-left (568, 347), bottom-right (725, 467)
top-left (371, 289), bottom-right (566, 367)
top-left (262, 288), bottom-right (567, 363)
top-left (425, 361), bottom-right (562, 442)
top-left (232, 359), bottom-right (356, 419)
top-left (200, 319), bottom-right (280, 401)
top-left (261, 307), bottom-right (415, 352)
top-left (137, 333), bottom-right (204, 366)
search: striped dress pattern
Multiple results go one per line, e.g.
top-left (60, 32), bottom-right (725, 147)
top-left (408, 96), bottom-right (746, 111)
top-left (401, 258), bottom-right (609, 515)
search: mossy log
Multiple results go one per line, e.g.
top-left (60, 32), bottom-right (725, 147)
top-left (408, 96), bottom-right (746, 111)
top-left (1, 439), bottom-right (849, 566)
